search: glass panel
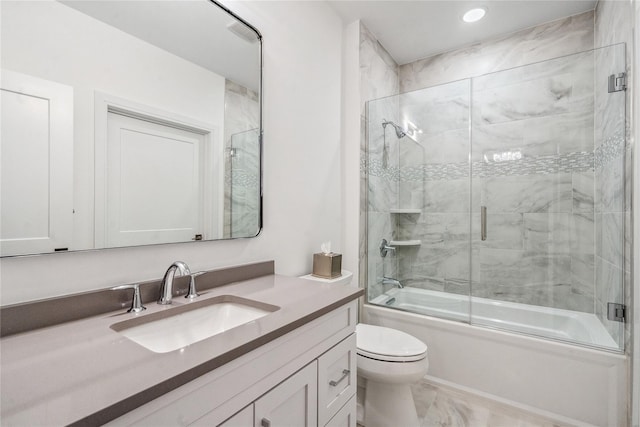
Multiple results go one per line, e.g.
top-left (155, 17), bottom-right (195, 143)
top-left (364, 44), bottom-right (625, 352)
top-left (366, 79), bottom-right (472, 323)
top-left (470, 44), bottom-right (626, 351)
top-left (594, 43), bottom-right (627, 351)
top-left (226, 129), bottom-right (261, 238)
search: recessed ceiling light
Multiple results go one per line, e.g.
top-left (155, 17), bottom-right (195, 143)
top-left (462, 7), bottom-right (486, 23)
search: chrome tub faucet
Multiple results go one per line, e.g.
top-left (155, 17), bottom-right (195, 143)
top-left (382, 277), bottom-right (403, 289)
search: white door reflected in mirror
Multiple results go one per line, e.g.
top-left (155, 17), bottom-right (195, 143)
top-left (0, 71), bottom-right (74, 256)
top-left (103, 112), bottom-right (210, 247)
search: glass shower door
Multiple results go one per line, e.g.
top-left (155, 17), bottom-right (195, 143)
top-left (366, 80), bottom-right (472, 323)
top-left (470, 44), bottom-right (626, 351)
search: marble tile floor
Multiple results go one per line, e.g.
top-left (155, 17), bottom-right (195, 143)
top-left (358, 380), bottom-right (570, 427)
top-left (411, 381), bottom-right (568, 427)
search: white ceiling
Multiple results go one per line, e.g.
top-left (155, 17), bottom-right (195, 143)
top-left (327, 0), bottom-right (597, 65)
top-left (60, 0), bottom-right (597, 87)
top-left (61, 1), bottom-right (261, 91)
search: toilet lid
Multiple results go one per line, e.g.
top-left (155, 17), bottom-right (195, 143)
top-left (356, 324), bottom-right (427, 362)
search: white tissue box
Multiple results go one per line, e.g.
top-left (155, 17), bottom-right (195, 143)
top-left (312, 253), bottom-right (342, 279)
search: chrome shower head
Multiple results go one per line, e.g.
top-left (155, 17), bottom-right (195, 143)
top-left (382, 120), bottom-right (407, 139)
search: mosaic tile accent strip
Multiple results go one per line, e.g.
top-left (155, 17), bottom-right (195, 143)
top-left (365, 149), bottom-right (595, 182)
top-left (474, 150), bottom-right (593, 179)
top-left (407, 162), bottom-right (469, 181)
top-left (595, 130), bottom-right (626, 170)
top-left (225, 170), bottom-right (259, 188)
top-left (364, 130), bottom-right (625, 182)
top-left (363, 157), bottom-right (401, 181)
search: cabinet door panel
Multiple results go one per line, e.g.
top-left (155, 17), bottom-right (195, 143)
top-left (210, 404), bottom-right (253, 427)
top-left (324, 396), bottom-right (356, 427)
top-left (254, 361), bottom-right (318, 427)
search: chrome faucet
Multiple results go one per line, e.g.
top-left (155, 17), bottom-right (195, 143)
top-left (382, 277), bottom-right (403, 289)
top-left (379, 239), bottom-right (396, 258)
top-left (158, 261), bottom-right (191, 305)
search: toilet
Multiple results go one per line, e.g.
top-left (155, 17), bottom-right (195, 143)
top-left (356, 323), bottom-right (428, 427)
top-left (299, 271), bottom-right (428, 427)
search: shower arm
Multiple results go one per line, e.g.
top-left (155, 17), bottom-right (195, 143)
top-left (382, 119), bottom-right (408, 139)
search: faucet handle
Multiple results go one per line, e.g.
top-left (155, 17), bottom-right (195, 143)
top-left (112, 284), bottom-right (146, 313)
top-left (185, 271), bottom-right (206, 300)
top-left (379, 238), bottom-right (396, 258)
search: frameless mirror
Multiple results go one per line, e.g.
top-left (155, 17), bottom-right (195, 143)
top-left (0, 0), bottom-right (262, 257)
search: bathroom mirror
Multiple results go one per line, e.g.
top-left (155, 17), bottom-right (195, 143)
top-left (0, 0), bottom-right (262, 257)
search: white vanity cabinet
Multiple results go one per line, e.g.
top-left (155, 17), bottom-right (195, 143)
top-left (253, 361), bottom-right (318, 427)
top-left (324, 396), bottom-right (357, 427)
top-left (106, 300), bottom-right (357, 427)
top-left (217, 333), bottom-right (357, 427)
top-left (214, 405), bottom-right (253, 426)
top-left (317, 334), bottom-right (356, 426)
top-left (205, 362), bottom-right (317, 427)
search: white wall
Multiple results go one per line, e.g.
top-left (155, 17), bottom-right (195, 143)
top-left (0, 1), bottom-right (344, 305)
top-left (341, 21), bottom-right (362, 289)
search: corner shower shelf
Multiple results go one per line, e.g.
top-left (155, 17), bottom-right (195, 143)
top-left (389, 240), bottom-right (422, 247)
top-left (389, 208), bottom-right (422, 214)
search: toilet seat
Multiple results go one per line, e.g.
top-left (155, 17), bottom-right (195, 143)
top-left (356, 324), bottom-right (427, 362)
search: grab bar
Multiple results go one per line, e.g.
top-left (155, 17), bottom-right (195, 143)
top-left (481, 206), bottom-right (487, 241)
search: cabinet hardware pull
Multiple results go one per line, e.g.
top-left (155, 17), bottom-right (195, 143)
top-left (329, 369), bottom-right (350, 386)
top-left (261, 418), bottom-right (271, 427)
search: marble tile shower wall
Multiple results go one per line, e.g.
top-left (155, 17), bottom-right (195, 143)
top-left (389, 51), bottom-right (599, 312)
top-left (470, 51), bottom-right (596, 312)
top-left (398, 11), bottom-right (594, 93)
top-left (359, 23), bottom-right (400, 299)
top-left (373, 12), bottom-right (599, 312)
top-left (366, 96), bottom-right (402, 299)
top-left (393, 80), bottom-right (472, 296)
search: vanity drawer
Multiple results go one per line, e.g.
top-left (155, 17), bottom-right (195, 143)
top-left (324, 395), bottom-right (356, 427)
top-left (317, 333), bottom-right (356, 426)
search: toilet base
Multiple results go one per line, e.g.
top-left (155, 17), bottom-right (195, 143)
top-left (363, 380), bottom-right (420, 427)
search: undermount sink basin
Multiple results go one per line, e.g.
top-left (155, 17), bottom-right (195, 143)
top-left (111, 295), bottom-right (279, 353)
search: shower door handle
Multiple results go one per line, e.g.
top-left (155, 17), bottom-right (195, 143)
top-left (481, 206), bottom-right (487, 241)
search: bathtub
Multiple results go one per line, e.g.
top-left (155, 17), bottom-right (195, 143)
top-left (364, 287), bottom-right (627, 426)
top-left (370, 287), bottom-right (618, 349)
